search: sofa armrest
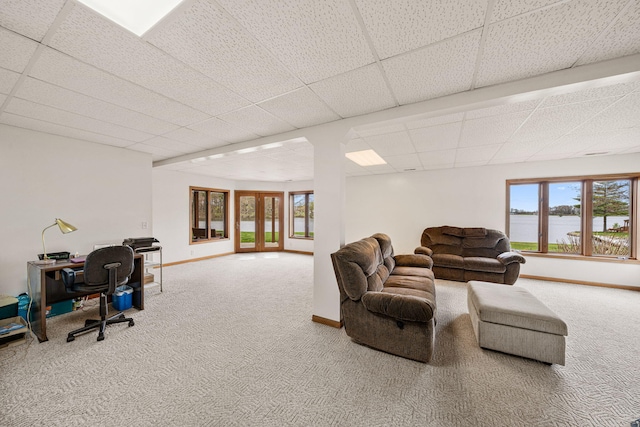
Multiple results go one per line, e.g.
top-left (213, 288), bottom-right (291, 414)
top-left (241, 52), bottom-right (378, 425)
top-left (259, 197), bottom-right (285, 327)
top-left (394, 253), bottom-right (433, 269)
top-left (361, 292), bottom-right (435, 323)
top-left (497, 251), bottom-right (526, 265)
top-left (414, 246), bottom-right (433, 257)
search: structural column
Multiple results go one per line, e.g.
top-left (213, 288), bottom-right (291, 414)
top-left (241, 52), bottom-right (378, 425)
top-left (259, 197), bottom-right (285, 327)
top-left (309, 130), bottom-right (346, 326)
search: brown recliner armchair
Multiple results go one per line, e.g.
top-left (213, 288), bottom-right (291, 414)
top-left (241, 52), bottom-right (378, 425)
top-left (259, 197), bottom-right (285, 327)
top-left (415, 226), bottom-right (525, 285)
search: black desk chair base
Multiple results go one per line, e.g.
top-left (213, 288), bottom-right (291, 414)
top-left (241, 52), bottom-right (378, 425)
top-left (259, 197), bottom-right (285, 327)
top-left (67, 293), bottom-right (134, 342)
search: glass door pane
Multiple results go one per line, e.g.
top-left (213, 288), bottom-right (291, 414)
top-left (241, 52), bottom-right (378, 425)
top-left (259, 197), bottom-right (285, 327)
top-left (263, 196), bottom-right (280, 248)
top-left (548, 182), bottom-right (581, 253)
top-left (239, 195), bottom-right (256, 250)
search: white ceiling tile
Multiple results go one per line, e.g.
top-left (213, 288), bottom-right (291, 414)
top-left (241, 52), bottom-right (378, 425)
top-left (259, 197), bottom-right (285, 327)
top-left (0, 68), bottom-right (20, 94)
top-left (218, 105), bottom-right (295, 137)
top-left (29, 48), bottom-right (211, 127)
top-left (0, 93), bottom-right (7, 105)
top-left (146, 0), bottom-right (301, 103)
top-left (310, 64), bottom-right (396, 117)
top-left (345, 138), bottom-right (371, 153)
top-left (355, 123), bottom-right (406, 138)
top-left (383, 30), bottom-right (482, 104)
top-left (409, 122), bottom-right (462, 152)
top-left (364, 131), bottom-right (415, 156)
top-left (455, 145), bottom-right (502, 163)
top-left (405, 112), bottom-right (465, 130)
top-left (127, 143), bottom-right (182, 161)
top-left (218, 0), bottom-right (374, 83)
top-left (361, 163), bottom-right (396, 174)
top-left (464, 100), bottom-right (539, 119)
top-left (141, 136), bottom-right (208, 155)
top-left (455, 160), bottom-right (490, 168)
top-left (576, 0), bottom-right (640, 65)
top-left (564, 91), bottom-right (640, 135)
top-left (16, 78), bottom-right (180, 135)
top-left (418, 149), bottom-right (456, 168)
top-left (161, 128), bottom-right (228, 149)
top-left (5, 98), bottom-right (154, 142)
top-left (257, 87), bottom-right (340, 129)
top-left (491, 140), bottom-right (553, 161)
top-left (539, 82), bottom-right (635, 108)
top-left (459, 110), bottom-right (532, 147)
top-left (384, 154), bottom-right (423, 170)
top-left (477, 0), bottom-right (627, 88)
top-left (344, 160), bottom-right (372, 176)
top-left (49, 4), bottom-right (250, 116)
top-left (188, 117), bottom-right (259, 143)
top-left (490, 0), bottom-right (564, 23)
top-left (0, 28), bottom-right (39, 72)
top-left (509, 98), bottom-right (617, 143)
top-left (0, 0), bottom-right (66, 41)
top-left (355, 0), bottom-right (488, 59)
top-left (0, 112), bottom-right (135, 148)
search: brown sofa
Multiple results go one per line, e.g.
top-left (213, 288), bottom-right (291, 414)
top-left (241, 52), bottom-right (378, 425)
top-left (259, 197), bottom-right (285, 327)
top-left (331, 233), bottom-right (437, 363)
top-left (415, 226), bottom-right (525, 285)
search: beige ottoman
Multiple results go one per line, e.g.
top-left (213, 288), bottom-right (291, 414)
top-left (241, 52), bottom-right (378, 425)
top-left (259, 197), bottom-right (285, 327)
top-left (467, 280), bottom-right (568, 365)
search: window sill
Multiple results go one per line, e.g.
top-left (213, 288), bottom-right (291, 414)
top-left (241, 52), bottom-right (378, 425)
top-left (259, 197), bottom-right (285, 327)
top-left (518, 251), bottom-right (639, 264)
top-left (190, 237), bottom-right (230, 245)
top-left (289, 236), bottom-right (314, 240)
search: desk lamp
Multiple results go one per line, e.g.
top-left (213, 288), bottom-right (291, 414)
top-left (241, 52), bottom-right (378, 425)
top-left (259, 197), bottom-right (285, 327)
top-left (36, 218), bottom-right (77, 264)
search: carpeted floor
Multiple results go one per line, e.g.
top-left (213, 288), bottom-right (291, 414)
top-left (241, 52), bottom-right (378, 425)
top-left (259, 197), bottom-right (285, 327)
top-left (1, 252), bottom-right (639, 426)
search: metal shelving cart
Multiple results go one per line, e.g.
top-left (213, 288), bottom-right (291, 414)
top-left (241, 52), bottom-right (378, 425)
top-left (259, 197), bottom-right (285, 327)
top-left (123, 238), bottom-right (162, 292)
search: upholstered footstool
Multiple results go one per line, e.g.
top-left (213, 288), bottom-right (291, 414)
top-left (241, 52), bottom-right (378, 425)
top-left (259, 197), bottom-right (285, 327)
top-left (467, 280), bottom-right (568, 365)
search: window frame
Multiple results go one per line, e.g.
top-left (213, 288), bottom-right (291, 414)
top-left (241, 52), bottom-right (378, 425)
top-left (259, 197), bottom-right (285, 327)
top-left (289, 191), bottom-right (314, 240)
top-left (189, 186), bottom-right (230, 244)
top-left (506, 173), bottom-right (639, 261)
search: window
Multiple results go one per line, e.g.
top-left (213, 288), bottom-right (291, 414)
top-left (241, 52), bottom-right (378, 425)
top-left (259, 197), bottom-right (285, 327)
top-left (190, 187), bottom-right (229, 243)
top-left (507, 174), bottom-right (637, 259)
top-left (289, 191), bottom-right (314, 239)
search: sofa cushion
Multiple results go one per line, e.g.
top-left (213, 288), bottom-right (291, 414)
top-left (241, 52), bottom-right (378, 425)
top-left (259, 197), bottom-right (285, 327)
top-left (463, 227), bottom-right (487, 237)
top-left (391, 266), bottom-right (435, 279)
top-left (442, 226), bottom-right (464, 237)
top-left (424, 228), bottom-right (463, 247)
top-left (367, 264), bottom-right (390, 292)
top-left (464, 257), bottom-right (506, 274)
top-left (385, 274), bottom-right (436, 294)
top-left (432, 253), bottom-right (464, 269)
top-left (394, 254), bottom-right (433, 269)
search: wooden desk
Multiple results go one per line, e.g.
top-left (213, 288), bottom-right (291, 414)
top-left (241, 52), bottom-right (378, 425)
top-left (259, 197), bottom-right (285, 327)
top-left (27, 254), bottom-right (144, 342)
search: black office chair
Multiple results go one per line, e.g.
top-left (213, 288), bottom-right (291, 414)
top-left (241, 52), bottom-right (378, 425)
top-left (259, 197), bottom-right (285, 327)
top-left (63, 246), bottom-right (135, 342)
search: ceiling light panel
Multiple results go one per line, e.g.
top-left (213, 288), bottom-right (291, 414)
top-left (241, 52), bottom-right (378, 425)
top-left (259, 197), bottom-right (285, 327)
top-left (16, 78), bottom-right (180, 135)
top-left (145, 0), bottom-right (302, 103)
top-left (355, 0), bottom-right (488, 59)
top-left (217, 0), bottom-right (374, 84)
top-left (346, 149), bottom-right (387, 166)
top-left (0, 0), bottom-right (66, 41)
top-left (28, 48), bottom-right (210, 127)
top-left (257, 87), bottom-right (340, 129)
top-left (476, 0), bottom-right (626, 88)
top-left (0, 28), bottom-right (39, 73)
top-left (310, 64), bottom-right (396, 117)
top-left (49, 5), bottom-right (249, 116)
top-left (576, 0), bottom-right (640, 66)
top-left (382, 30), bottom-right (482, 105)
top-left (77, 0), bottom-right (184, 36)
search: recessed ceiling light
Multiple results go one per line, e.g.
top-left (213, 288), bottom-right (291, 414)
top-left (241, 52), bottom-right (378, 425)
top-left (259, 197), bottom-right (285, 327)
top-left (77, 0), bottom-right (185, 36)
top-left (236, 147), bottom-right (258, 155)
top-left (207, 154), bottom-right (224, 160)
top-left (345, 149), bottom-right (387, 167)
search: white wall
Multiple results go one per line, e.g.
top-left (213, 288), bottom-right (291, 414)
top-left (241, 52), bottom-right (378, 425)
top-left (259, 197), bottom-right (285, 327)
top-left (0, 125), bottom-right (152, 297)
top-left (152, 169), bottom-right (313, 264)
top-left (345, 153), bottom-right (640, 288)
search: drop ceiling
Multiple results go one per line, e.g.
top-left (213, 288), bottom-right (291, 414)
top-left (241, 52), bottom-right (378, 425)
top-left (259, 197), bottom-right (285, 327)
top-left (1, 0), bottom-right (639, 182)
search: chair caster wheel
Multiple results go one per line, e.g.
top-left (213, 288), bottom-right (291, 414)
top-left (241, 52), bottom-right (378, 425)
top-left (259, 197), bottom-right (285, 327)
top-left (129, 320), bottom-right (134, 327)
top-left (67, 335), bottom-right (75, 342)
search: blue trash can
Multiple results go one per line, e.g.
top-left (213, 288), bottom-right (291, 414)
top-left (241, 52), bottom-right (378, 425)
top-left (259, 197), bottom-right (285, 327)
top-left (112, 285), bottom-right (133, 311)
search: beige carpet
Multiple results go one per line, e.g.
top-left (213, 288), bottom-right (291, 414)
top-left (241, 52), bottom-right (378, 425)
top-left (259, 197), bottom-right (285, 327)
top-left (1, 252), bottom-right (639, 426)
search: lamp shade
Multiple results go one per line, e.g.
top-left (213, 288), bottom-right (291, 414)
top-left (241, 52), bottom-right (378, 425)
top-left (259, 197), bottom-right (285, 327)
top-left (56, 218), bottom-right (77, 234)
